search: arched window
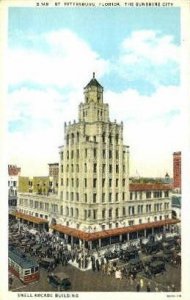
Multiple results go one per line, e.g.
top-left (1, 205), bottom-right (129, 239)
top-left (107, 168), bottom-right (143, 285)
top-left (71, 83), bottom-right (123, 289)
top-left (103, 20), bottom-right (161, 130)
top-left (66, 134), bottom-right (69, 145)
top-left (77, 132), bottom-right (79, 142)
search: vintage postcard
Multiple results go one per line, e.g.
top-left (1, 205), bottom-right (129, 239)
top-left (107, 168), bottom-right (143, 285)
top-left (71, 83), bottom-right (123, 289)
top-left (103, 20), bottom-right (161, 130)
top-left (0, 0), bottom-right (190, 299)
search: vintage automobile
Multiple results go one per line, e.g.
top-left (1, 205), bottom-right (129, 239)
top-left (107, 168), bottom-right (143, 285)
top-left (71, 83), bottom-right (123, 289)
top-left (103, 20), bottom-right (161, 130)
top-left (39, 258), bottom-right (55, 269)
top-left (125, 258), bottom-right (144, 277)
top-left (119, 247), bottom-right (139, 262)
top-left (149, 260), bottom-right (166, 275)
top-left (47, 272), bottom-right (71, 291)
top-left (141, 241), bottom-right (161, 255)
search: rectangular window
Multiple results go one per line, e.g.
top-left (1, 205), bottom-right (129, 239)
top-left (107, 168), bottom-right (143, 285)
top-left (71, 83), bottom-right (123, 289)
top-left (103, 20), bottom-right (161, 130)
top-left (116, 193), bottom-right (119, 202)
top-left (76, 193), bottom-right (79, 201)
top-left (102, 193), bottom-right (105, 202)
top-left (85, 149), bottom-right (88, 158)
top-left (93, 210), bottom-right (97, 220)
top-left (93, 178), bottom-right (97, 188)
top-left (116, 178), bottom-right (119, 187)
top-left (93, 163), bottom-right (97, 173)
top-left (84, 163), bottom-right (87, 172)
top-left (109, 178), bottom-right (112, 187)
top-left (116, 165), bottom-right (119, 173)
top-left (76, 149), bottom-right (79, 158)
top-left (116, 150), bottom-right (119, 159)
top-left (102, 149), bottom-right (106, 158)
top-left (130, 192), bottom-right (133, 200)
top-left (109, 193), bottom-right (112, 202)
top-left (102, 210), bottom-right (105, 219)
top-left (61, 178), bottom-right (63, 186)
top-left (71, 150), bottom-right (74, 159)
top-left (84, 178), bottom-right (87, 188)
top-left (103, 164), bottom-right (106, 173)
top-left (61, 151), bottom-right (63, 160)
top-left (61, 165), bottom-right (63, 173)
top-left (67, 151), bottom-right (69, 159)
top-left (102, 178), bottom-right (105, 187)
top-left (109, 150), bottom-right (112, 159)
top-left (123, 207), bottom-right (126, 216)
top-left (93, 193), bottom-right (96, 203)
top-left (122, 192), bottom-right (125, 201)
top-left (164, 191), bottom-right (169, 197)
top-left (94, 148), bottom-right (97, 158)
top-left (84, 193), bottom-right (87, 203)
top-left (146, 191), bottom-right (151, 199)
top-left (109, 165), bottom-right (112, 173)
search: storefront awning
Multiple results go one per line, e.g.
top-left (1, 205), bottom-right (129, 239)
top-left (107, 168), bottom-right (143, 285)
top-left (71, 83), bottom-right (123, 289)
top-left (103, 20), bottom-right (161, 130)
top-left (15, 211), bottom-right (48, 224)
top-left (51, 218), bottom-right (180, 241)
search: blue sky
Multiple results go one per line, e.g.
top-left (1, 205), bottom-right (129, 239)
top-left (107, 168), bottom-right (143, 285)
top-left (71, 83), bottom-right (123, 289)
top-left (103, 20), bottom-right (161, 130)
top-left (8, 7), bottom-right (182, 176)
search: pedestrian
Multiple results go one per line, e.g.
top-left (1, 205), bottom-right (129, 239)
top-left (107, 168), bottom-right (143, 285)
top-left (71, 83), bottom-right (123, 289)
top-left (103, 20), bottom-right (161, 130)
top-left (96, 258), bottom-right (100, 271)
top-left (171, 284), bottom-right (176, 292)
top-left (146, 281), bottom-right (151, 292)
top-left (155, 284), bottom-right (159, 292)
top-left (140, 278), bottom-right (144, 289)
top-left (136, 281), bottom-right (140, 292)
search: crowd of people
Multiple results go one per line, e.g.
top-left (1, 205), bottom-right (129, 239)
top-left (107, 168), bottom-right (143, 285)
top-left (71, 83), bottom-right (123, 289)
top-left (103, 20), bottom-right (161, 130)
top-left (9, 219), bottom-right (180, 292)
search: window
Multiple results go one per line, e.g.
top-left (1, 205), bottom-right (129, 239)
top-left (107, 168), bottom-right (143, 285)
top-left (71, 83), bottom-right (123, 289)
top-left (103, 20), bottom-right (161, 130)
top-left (139, 219), bottom-right (142, 224)
top-left (164, 191), bottom-right (169, 197)
top-left (93, 163), bottom-right (97, 173)
top-left (61, 165), bottom-right (63, 173)
top-left (109, 150), bottom-right (112, 159)
top-left (102, 178), bottom-right (105, 187)
top-left (66, 192), bottom-right (69, 200)
top-left (84, 178), bottom-right (87, 188)
top-left (122, 192), bottom-right (125, 201)
top-left (93, 178), bottom-right (97, 188)
top-left (71, 150), bottom-right (74, 159)
top-left (71, 178), bottom-right (74, 187)
top-left (66, 164), bottom-right (69, 172)
top-left (128, 220), bottom-right (134, 226)
top-left (115, 208), bottom-right (119, 217)
top-left (94, 148), bottom-right (97, 158)
top-left (102, 209), bottom-right (105, 219)
top-left (123, 165), bottom-right (125, 173)
top-left (60, 151), bottom-right (63, 160)
top-left (76, 193), bottom-right (79, 201)
top-left (61, 178), bottom-right (63, 186)
top-left (84, 163), bottom-right (87, 172)
top-left (116, 179), bottom-right (119, 187)
top-left (76, 164), bottom-right (79, 172)
top-left (130, 192), bottom-right (133, 200)
top-left (71, 192), bottom-right (74, 201)
top-left (60, 206), bottom-right (63, 215)
top-left (109, 193), bottom-right (112, 202)
top-left (71, 164), bottom-right (74, 172)
top-left (116, 150), bottom-right (119, 159)
top-left (71, 207), bottom-right (73, 217)
top-left (146, 191), bottom-right (151, 199)
top-left (85, 149), bottom-right (88, 158)
top-left (123, 207), bottom-right (126, 216)
top-left (76, 178), bottom-right (79, 187)
top-left (109, 178), bottom-right (112, 187)
top-left (76, 149), bottom-right (79, 158)
top-left (116, 193), bottom-right (119, 202)
top-left (116, 134), bottom-right (119, 144)
top-left (122, 179), bottom-right (125, 187)
top-left (93, 193), bottom-right (96, 203)
top-left (102, 149), bottom-right (106, 158)
top-left (67, 151), bottom-right (69, 159)
top-left (77, 132), bottom-right (79, 142)
top-left (102, 193), bottom-right (105, 202)
top-left (116, 165), bottom-right (119, 173)
top-left (109, 208), bottom-right (112, 218)
top-left (109, 165), bottom-right (112, 173)
top-left (93, 210), bottom-right (97, 220)
top-left (103, 164), bottom-right (106, 173)
top-left (66, 178), bottom-right (69, 186)
top-left (76, 208), bottom-right (79, 218)
top-left (84, 193), bottom-right (87, 203)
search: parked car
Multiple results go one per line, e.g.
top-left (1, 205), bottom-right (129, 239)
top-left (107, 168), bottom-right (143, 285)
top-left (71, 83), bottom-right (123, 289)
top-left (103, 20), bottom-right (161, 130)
top-left (149, 260), bottom-right (165, 275)
top-left (47, 272), bottom-right (71, 291)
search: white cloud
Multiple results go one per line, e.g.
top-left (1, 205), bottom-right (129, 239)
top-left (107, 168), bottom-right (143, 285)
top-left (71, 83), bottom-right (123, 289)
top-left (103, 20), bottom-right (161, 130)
top-left (116, 30), bottom-right (179, 87)
top-left (105, 85), bottom-right (183, 177)
top-left (8, 29), bottom-right (109, 89)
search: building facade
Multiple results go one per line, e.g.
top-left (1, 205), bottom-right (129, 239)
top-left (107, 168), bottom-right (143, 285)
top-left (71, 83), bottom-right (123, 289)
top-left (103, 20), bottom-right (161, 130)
top-left (58, 74), bottom-right (129, 232)
top-left (48, 163), bottom-right (59, 194)
top-left (16, 75), bottom-right (178, 248)
top-left (8, 165), bottom-right (21, 209)
top-left (173, 151), bottom-right (181, 192)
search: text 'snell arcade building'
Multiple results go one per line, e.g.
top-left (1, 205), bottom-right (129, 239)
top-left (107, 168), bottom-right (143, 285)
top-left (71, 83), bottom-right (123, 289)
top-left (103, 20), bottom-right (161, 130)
top-left (16, 74), bottom-right (179, 249)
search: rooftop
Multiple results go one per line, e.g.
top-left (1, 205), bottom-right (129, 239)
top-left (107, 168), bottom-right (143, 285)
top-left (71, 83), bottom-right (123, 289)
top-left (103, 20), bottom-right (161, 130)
top-left (84, 72), bottom-right (103, 89)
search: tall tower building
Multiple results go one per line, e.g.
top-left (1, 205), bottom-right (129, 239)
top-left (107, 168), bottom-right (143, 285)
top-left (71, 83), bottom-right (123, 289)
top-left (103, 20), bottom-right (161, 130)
top-left (59, 73), bottom-right (129, 231)
top-left (173, 151), bottom-right (181, 191)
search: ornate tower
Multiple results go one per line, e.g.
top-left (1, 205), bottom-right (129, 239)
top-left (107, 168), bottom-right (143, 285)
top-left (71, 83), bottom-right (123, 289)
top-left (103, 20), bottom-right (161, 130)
top-left (59, 74), bottom-right (129, 232)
